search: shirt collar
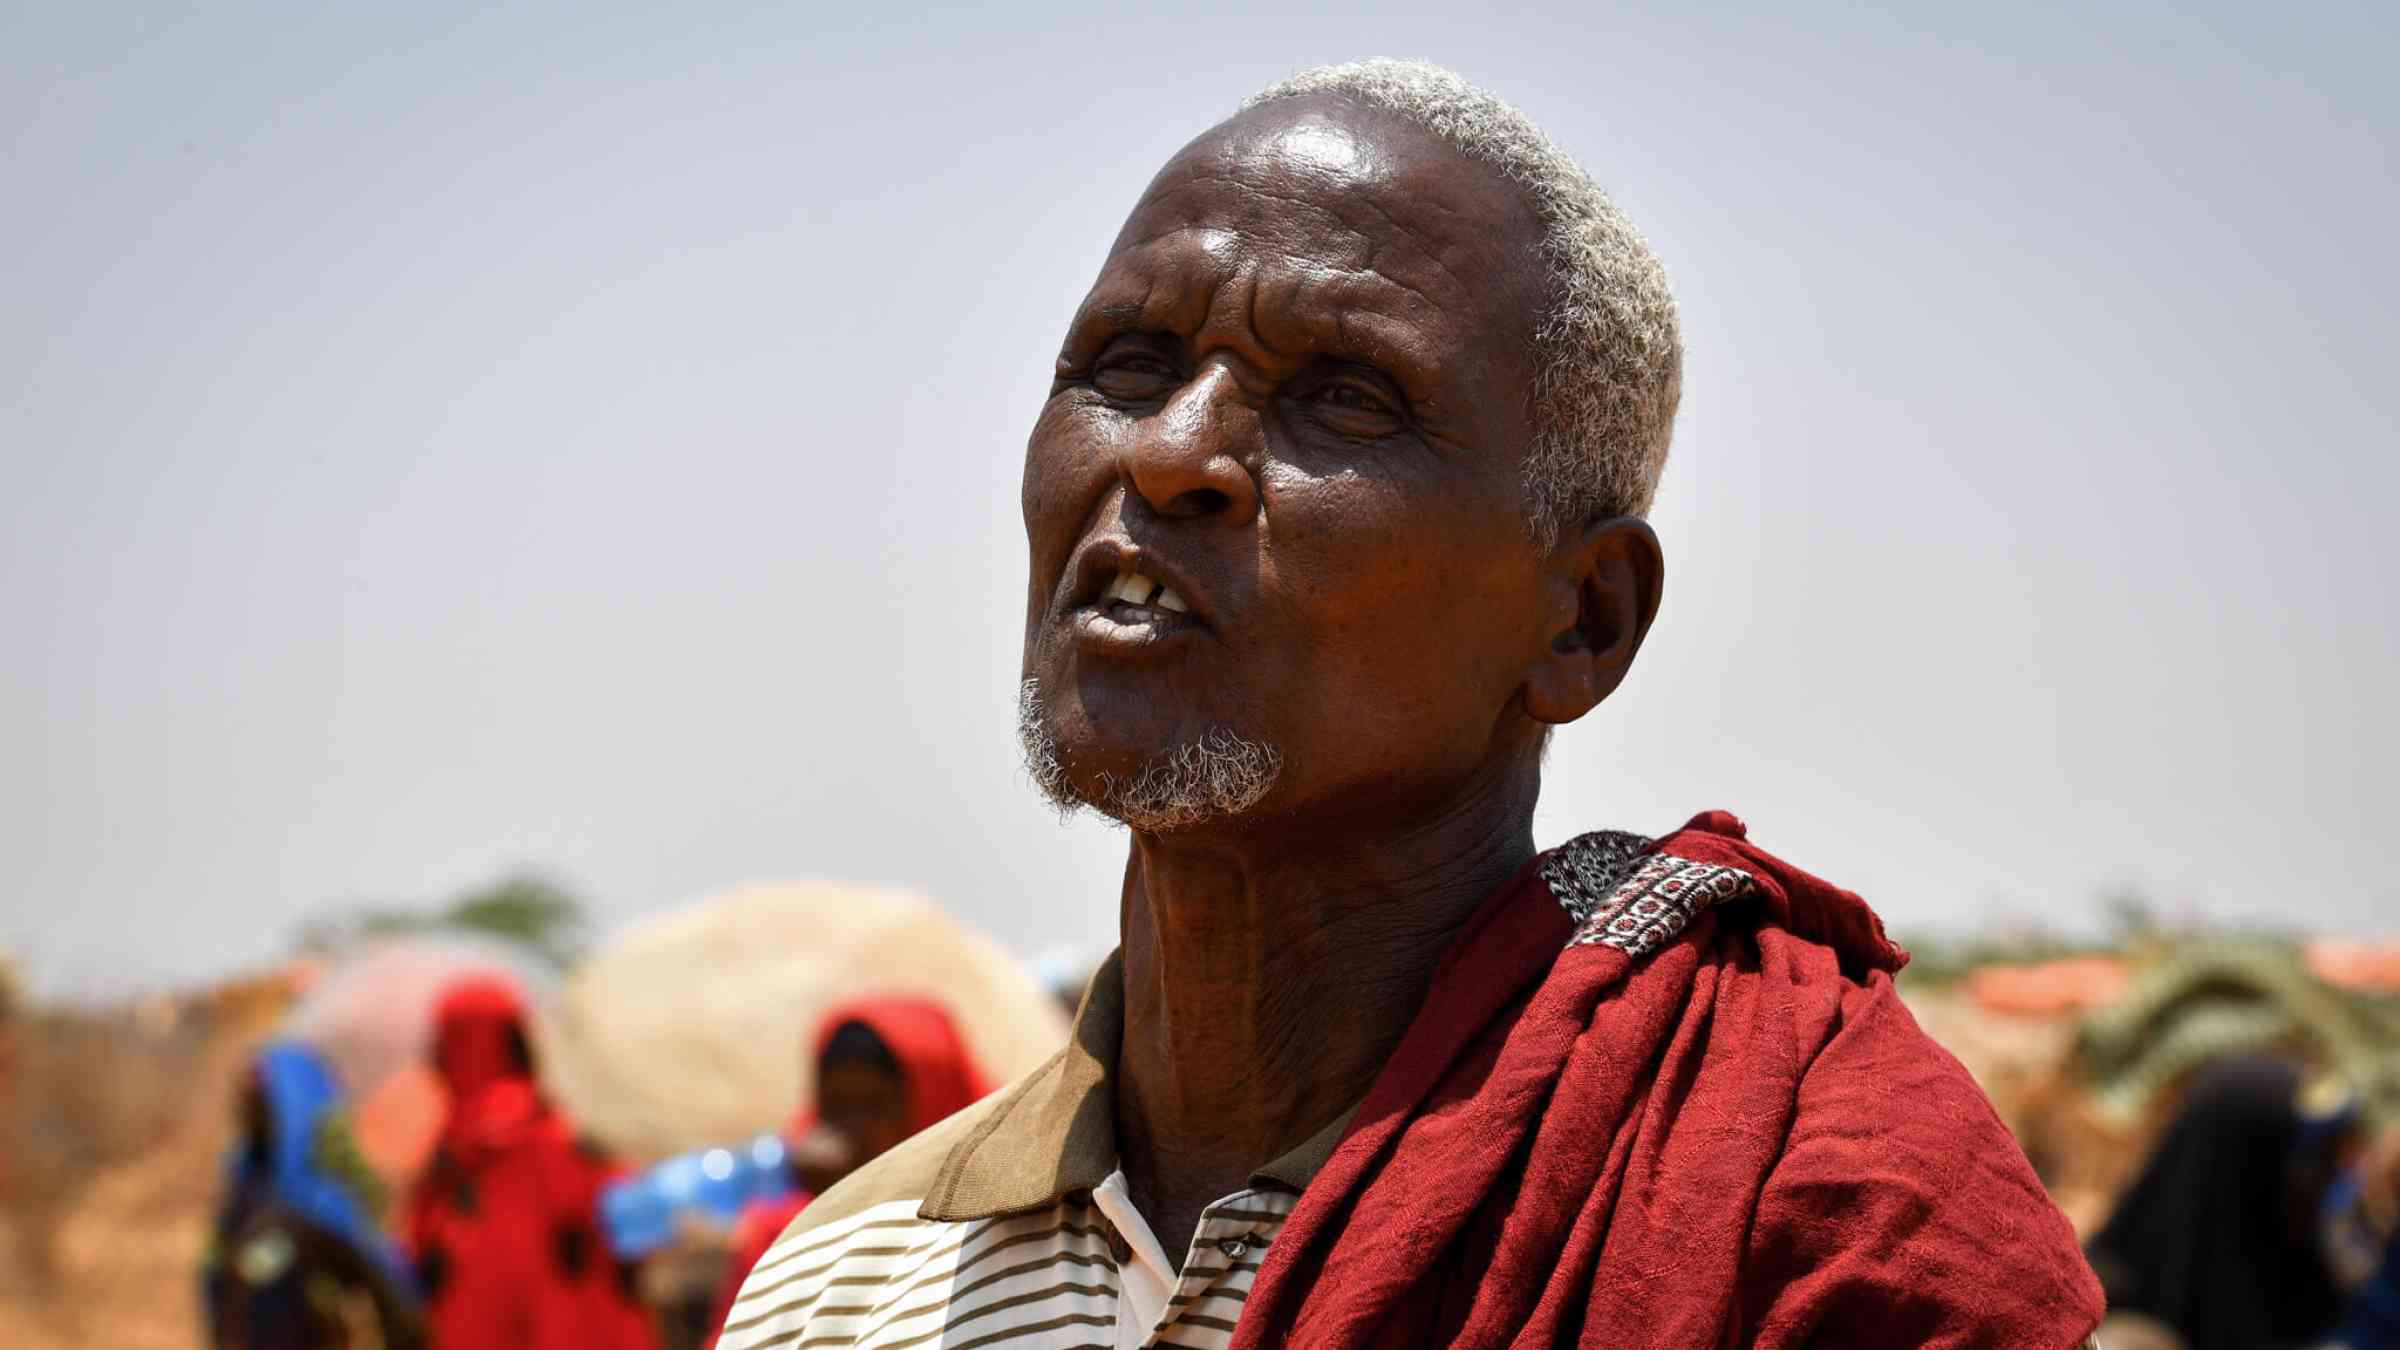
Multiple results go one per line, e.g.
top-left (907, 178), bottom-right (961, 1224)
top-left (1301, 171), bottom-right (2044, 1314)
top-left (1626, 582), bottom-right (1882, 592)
top-left (919, 949), bottom-right (1354, 1222)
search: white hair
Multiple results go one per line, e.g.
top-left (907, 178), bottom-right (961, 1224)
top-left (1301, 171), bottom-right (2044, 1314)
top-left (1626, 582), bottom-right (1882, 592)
top-left (1243, 58), bottom-right (1681, 543)
top-left (1018, 680), bottom-right (1283, 831)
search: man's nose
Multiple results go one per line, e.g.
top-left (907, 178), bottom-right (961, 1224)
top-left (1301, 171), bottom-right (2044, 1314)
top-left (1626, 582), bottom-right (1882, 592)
top-left (1117, 363), bottom-right (1262, 523)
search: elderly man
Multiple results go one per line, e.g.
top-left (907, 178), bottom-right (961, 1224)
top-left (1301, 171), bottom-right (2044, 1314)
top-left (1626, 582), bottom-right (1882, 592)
top-left (721, 59), bottom-right (2102, 1349)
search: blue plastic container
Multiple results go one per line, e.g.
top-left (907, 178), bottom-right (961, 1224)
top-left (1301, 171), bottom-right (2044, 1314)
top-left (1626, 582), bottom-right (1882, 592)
top-left (600, 1131), bottom-right (798, 1259)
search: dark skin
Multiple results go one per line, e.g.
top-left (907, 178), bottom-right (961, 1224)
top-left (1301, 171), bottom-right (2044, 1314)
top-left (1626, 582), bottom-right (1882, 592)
top-left (1019, 95), bottom-right (1665, 1261)
top-left (791, 1059), bottom-right (913, 1193)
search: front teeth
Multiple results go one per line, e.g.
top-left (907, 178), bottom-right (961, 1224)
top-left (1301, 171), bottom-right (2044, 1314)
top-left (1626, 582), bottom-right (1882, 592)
top-left (1104, 572), bottom-right (1189, 615)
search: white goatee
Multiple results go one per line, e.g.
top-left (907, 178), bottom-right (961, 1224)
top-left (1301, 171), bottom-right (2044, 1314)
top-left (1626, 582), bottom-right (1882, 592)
top-left (1017, 678), bottom-right (1282, 831)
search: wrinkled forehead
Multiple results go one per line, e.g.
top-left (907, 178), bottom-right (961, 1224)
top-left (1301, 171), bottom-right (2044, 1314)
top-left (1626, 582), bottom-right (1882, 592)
top-left (1087, 98), bottom-right (1548, 368)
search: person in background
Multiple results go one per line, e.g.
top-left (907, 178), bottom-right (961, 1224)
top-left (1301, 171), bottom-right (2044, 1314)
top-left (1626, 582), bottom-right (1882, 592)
top-left (2325, 1224), bottom-right (2400, 1350)
top-left (2319, 1127), bottom-right (2400, 1349)
top-left (2087, 1056), bottom-right (2361, 1350)
top-left (708, 998), bottom-right (989, 1343)
top-left (404, 977), bottom-right (656, 1350)
top-left (205, 1042), bottom-right (421, 1350)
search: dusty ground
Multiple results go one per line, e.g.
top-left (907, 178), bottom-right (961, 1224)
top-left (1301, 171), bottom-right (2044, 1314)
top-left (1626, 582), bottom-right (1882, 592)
top-left (2, 976), bottom-right (287, 1350)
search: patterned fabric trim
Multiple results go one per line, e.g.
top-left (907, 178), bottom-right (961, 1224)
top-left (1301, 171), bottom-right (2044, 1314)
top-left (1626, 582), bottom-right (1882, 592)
top-left (1538, 830), bottom-right (1652, 927)
top-left (1540, 831), bottom-right (1756, 957)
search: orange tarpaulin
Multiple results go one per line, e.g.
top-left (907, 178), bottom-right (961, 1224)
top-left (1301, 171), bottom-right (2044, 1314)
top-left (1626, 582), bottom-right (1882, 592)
top-left (1966, 956), bottom-right (2132, 1016)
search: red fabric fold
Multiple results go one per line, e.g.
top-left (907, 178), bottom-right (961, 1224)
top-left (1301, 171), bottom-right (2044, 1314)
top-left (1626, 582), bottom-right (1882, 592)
top-left (1232, 813), bottom-right (2102, 1350)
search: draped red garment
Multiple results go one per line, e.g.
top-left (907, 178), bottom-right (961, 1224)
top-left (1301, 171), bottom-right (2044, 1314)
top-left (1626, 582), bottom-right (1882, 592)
top-left (708, 997), bottom-right (992, 1342)
top-left (1232, 813), bottom-right (2105, 1349)
top-left (406, 977), bottom-right (657, 1350)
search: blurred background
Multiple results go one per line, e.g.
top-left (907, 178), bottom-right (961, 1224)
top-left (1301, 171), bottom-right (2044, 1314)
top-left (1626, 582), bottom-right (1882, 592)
top-left (3, 2), bottom-right (2394, 1348)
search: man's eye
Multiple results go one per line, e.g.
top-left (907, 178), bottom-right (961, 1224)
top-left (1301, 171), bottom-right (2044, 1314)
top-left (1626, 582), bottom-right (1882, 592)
top-left (1315, 385), bottom-right (1390, 413)
top-left (1302, 379), bottom-right (1404, 434)
top-left (1092, 357), bottom-right (1179, 402)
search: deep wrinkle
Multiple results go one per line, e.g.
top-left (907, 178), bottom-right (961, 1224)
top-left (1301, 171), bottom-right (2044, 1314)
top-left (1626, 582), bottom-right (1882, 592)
top-left (1072, 249), bottom-right (1459, 411)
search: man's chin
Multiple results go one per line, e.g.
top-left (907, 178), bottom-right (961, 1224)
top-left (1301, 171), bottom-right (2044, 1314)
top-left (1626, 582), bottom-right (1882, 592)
top-left (1016, 679), bottom-right (1282, 832)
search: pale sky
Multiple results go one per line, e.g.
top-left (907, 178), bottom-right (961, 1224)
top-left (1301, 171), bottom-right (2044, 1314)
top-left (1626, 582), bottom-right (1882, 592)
top-left (6, 2), bottom-right (2394, 998)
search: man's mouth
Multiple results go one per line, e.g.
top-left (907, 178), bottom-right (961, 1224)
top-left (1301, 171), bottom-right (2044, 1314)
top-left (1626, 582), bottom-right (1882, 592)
top-left (1099, 569), bottom-right (1191, 618)
top-left (1075, 566), bottom-right (1203, 645)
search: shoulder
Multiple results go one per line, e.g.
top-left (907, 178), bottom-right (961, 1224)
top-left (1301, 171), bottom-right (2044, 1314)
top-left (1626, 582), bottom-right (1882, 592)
top-left (720, 1072), bottom-right (1044, 1336)
top-left (718, 1192), bottom-right (940, 1348)
top-left (1637, 814), bottom-right (2065, 1219)
top-left (1644, 810), bottom-right (2107, 1341)
top-left (1779, 966), bottom-right (2058, 1230)
top-left (720, 1066), bottom-right (1118, 1350)
top-left (1793, 968), bottom-right (2004, 1126)
top-left (717, 1102), bottom-right (998, 1348)
top-left (1750, 968), bottom-right (2105, 1344)
top-left (790, 1086), bottom-right (1007, 1239)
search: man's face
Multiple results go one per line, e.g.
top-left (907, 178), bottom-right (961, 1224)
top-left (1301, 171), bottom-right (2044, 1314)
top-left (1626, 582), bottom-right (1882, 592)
top-left (1020, 97), bottom-right (1558, 832)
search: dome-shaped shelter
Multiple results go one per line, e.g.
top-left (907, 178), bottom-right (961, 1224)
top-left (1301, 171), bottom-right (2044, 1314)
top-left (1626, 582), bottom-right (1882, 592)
top-left (544, 882), bottom-right (1068, 1159)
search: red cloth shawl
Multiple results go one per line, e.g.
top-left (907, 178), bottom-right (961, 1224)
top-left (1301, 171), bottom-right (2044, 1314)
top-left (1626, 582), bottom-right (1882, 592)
top-left (1231, 813), bottom-right (2104, 1349)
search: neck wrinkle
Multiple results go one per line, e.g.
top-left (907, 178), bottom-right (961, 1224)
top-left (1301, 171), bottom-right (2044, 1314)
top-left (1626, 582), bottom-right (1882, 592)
top-left (1111, 751), bottom-right (1540, 1257)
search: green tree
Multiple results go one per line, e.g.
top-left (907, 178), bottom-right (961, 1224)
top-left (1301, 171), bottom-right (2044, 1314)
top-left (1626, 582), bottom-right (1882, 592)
top-left (302, 871), bottom-right (594, 969)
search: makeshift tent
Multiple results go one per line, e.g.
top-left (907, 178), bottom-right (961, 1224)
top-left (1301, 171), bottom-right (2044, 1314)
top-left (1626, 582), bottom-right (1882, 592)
top-left (542, 882), bottom-right (1068, 1159)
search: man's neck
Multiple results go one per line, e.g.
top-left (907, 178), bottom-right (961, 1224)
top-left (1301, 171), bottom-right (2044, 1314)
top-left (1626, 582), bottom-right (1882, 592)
top-left (1112, 758), bottom-right (1539, 1263)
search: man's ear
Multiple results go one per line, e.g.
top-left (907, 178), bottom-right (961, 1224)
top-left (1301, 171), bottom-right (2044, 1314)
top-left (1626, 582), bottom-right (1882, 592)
top-left (1521, 516), bottom-right (1664, 726)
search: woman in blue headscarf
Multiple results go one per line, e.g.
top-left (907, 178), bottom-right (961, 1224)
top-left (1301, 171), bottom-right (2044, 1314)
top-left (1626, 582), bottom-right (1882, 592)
top-left (204, 1041), bottom-right (422, 1350)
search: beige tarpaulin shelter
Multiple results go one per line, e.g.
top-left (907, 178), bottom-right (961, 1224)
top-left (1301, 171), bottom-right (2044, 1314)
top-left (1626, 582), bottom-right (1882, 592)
top-left (545, 882), bottom-right (1070, 1160)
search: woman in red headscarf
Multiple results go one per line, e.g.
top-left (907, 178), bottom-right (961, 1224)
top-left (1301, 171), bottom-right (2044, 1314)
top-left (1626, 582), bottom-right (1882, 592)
top-left (707, 998), bottom-right (989, 1343)
top-left (405, 977), bottom-right (657, 1350)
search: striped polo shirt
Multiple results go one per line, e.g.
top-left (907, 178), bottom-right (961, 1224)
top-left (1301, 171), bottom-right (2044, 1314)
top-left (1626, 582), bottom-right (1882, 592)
top-left (718, 955), bottom-right (1347, 1350)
